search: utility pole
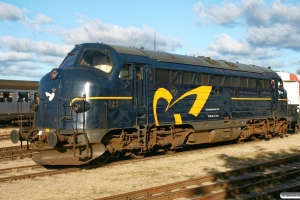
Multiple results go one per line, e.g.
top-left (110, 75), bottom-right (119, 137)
top-left (154, 31), bottom-right (156, 51)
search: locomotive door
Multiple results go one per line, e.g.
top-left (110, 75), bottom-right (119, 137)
top-left (270, 78), bottom-right (278, 115)
top-left (133, 64), bottom-right (148, 126)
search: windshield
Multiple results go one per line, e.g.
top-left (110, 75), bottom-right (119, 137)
top-left (78, 48), bottom-right (113, 73)
top-left (59, 50), bottom-right (79, 69)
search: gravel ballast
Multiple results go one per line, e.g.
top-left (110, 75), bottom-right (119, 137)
top-left (0, 128), bottom-right (300, 200)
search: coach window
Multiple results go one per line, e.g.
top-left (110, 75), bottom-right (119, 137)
top-left (0, 92), bottom-right (13, 102)
top-left (18, 92), bottom-right (29, 102)
top-left (119, 64), bottom-right (131, 78)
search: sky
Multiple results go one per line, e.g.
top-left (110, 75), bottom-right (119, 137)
top-left (0, 0), bottom-right (300, 81)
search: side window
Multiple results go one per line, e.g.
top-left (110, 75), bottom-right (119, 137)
top-left (278, 80), bottom-right (283, 89)
top-left (119, 64), bottom-right (131, 78)
top-left (0, 92), bottom-right (13, 102)
top-left (197, 73), bottom-right (202, 84)
top-left (232, 76), bottom-right (239, 87)
top-left (223, 76), bottom-right (231, 87)
top-left (183, 71), bottom-right (196, 84)
top-left (257, 79), bottom-right (263, 88)
top-left (135, 65), bottom-right (143, 79)
top-left (264, 79), bottom-right (270, 89)
top-left (248, 78), bottom-right (255, 88)
top-left (172, 71), bottom-right (181, 84)
top-left (240, 77), bottom-right (248, 87)
top-left (18, 92), bottom-right (30, 102)
top-left (202, 73), bottom-right (210, 85)
top-left (148, 68), bottom-right (153, 82)
top-left (155, 68), bottom-right (170, 83)
top-left (214, 75), bottom-right (224, 86)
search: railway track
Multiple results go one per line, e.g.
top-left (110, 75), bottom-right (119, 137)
top-left (0, 142), bottom-right (252, 183)
top-left (0, 145), bottom-right (38, 161)
top-left (0, 164), bottom-right (81, 182)
top-left (96, 154), bottom-right (300, 200)
top-left (0, 134), bottom-right (10, 141)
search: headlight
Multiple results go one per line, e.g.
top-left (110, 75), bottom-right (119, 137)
top-left (50, 69), bottom-right (58, 80)
top-left (72, 100), bottom-right (90, 113)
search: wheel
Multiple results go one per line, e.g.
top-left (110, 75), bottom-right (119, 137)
top-left (130, 149), bottom-right (145, 159)
top-left (93, 156), bottom-right (109, 164)
top-left (164, 147), bottom-right (176, 154)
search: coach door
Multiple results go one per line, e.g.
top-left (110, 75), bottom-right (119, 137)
top-left (133, 64), bottom-right (149, 126)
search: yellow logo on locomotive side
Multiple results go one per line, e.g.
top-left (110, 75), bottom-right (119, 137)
top-left (153, 86), bottom-right (212, 125)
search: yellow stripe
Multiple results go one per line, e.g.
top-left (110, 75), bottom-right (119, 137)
top-left (231, 98), bottom-right (288, 101)
top-left (231, 98), bottom-right (271, 101)
top-left (70, 96), bottom-right (132, 105)
top-left (174, 114), bottom-right (182, 125)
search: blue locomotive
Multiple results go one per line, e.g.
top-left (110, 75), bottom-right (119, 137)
top-left (10, 43), bottom-right (297, 165)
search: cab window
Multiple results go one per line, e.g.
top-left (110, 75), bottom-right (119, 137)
top-left (79, 49), bottom-right (113, 73)
top-left (59, 50), bottom-right (78, 68)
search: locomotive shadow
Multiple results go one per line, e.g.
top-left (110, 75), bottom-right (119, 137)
top-left (189, 136), bottom-right (300, 198)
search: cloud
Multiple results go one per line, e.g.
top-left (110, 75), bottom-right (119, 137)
top-left (247, 24), bottom-right (300, 50)
top-left (0, 2), bottom-right (54, 34)
top-left (191, 33), bottom-right (281, 68)
top-left (62, 16), bottom-right (183, 52)
top-left (209, 33), bottom-right (279, 59)
top-left (0, 36), bottom-right (71, 57)
top-left (0, 2), bottom-right (25, 21)
top-left (194, 1), bottom-right (242, 25)
top-left (0, 52), bottom-right (33, 62)
top-left (0, 61), bottom-right (44, 80)
top-left (35, 13), bottom-right (54, 24)
top-left (193, 0), bottom-right (300, 73)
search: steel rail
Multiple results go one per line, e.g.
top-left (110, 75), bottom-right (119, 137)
top-left (95, 154), bottom-right (300, 200)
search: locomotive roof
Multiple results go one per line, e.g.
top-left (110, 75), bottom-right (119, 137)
top-left (109, 44), bottom-right (274, 74)
top-left (0, 79), bottom-right (38, 90)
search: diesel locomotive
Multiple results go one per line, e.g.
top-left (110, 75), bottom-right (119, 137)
top-left (10, 43), bottom-right (298, 165)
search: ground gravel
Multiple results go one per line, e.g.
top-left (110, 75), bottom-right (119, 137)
top-left (1, 128), bottom-right (300, 200)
